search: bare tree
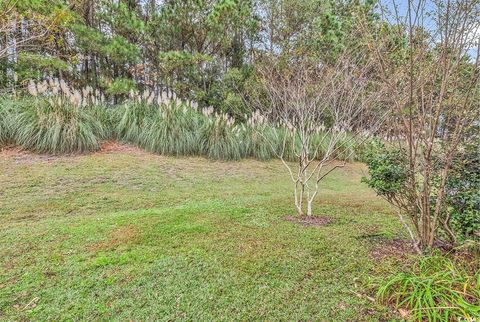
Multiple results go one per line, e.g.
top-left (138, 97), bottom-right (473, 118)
top-left (362, 0), bottom-right (480, 250)
top-left (255, 53), bottom-right (378, 217)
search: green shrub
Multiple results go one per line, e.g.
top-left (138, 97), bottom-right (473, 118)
top-left (446, 130), bottom-right (480, 242)
top-left (13, 97), bottom-right (106, 154)
top-left (377, 255), bottom-right (480, 321)
top-left (362, 140), bottom-right (409, 197)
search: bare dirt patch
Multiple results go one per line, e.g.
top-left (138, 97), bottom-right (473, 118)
top-left (0, 147), bottom-right (72, 164)
top-left (369, 238), bottom-right (415, 261)
top-left (0, 142), bottom-right (146, 163)
top-left (285, 215), bottom-right (333, 227)
top-left (88, 225), bottom-right (139, 252)
top-left (98, 141), bottom-right (146, 154)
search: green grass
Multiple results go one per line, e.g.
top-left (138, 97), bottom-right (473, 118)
top-left (200, 118), bottom-right (243, 161)
top-left (240, 124), bottom-right (278, 160)
top-left (116, 101), bottom-right (156, 144)
top-left (0, 147), bottom-right (409, 320)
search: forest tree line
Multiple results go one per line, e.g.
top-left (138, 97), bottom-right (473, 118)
top-left (1, 0), bottom-right (377, 118)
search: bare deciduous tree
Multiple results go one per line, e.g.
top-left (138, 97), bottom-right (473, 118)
top-left (255, 53), bottom-right (379, 217)
top-left (363, 0), bottom-right (480, 250)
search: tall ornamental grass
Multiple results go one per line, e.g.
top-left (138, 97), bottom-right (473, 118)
top-left (5, 79), bottom-right (365, 160)
top-left (6, 79), bottom-right (107, 154)
top-left (141, 103), bottom-right (203, 156)
top-left (0, 97), bottom-right (16, 147)
top-left (240, 111), bottom-right (278, 160)
top-left (309, 131), bottom-right (358, 162)
top-left (116, 101), bottom-right (156, 144)
top-left (13, 98), bottom-right (105, 154)
top-left (199, 112), bottom-right (243, 161)
top-left (85, 104), bottom-right (119, 140)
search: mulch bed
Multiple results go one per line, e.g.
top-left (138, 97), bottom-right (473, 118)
top-left (98, 141), bottom-right (145, 154)
top-left (369, 238), bottom-right (416, 261)
top-left (285, 215), bottom-right (334, 227)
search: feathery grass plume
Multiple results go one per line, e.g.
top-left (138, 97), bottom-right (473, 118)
top-left (36, 80), bottom-right (48, 95)
top-left (27, 80), bottom-right (38, 97)
top-left (59, 79), bottom-right (71, 97)
top-left (51, 78), bottom-right (60, 95)
top-left (377, 255), bottom-right (480, 321)
top-left (141, 101), bottom-right (203, 156)
top-left (14, 78), bottom-right (365, 160)
top-left (200, 112), bottom-right (242, 160)
top-left (13, 97), bottom-right (106, 154)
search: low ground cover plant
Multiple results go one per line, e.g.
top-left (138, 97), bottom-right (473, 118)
top-left (377, 255), bottom-right (480, 321)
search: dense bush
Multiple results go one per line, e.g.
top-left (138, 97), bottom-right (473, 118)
top-left (446, 131), bottom-right (480, 242)
top-left (362, 140), bottom-right (409, 198)
top-left (364, 138), bottom-right (480, 245)
top-left (377, 255), bottom-right (480, 321)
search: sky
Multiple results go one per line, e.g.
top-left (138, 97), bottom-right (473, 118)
top-left (380, 0), bottom-right (479, 59)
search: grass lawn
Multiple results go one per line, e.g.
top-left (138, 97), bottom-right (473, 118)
top-left (0, 144), bottom-right (409, 320)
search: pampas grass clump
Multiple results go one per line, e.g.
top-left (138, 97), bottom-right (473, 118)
top-left (13, 98), bottom-right (106, 154)
top-left (240, 124), bottom-right (277, 160)
top-left (85, 104), bottom-right (119, 140)
top-left (115, 101), bottom-right (156, 144)
top-left (7, 79), bottom-right (364, 160)
top-left (7, 78), bottom-right (109, 154)
top-left (141, 103), bottom-right (203, 156)
top-left (308, 131), bottom-right (357, 162)
top-left (0, 97), bottom-right (16, 147)
top-left (200, 113), bottom-right (242, 161)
